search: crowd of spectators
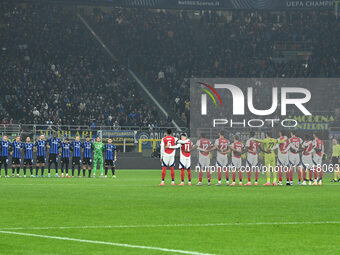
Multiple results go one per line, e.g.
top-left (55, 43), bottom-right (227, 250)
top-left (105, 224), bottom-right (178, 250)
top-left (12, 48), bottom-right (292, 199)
top-left (0, 3), bottom-right (165, 127)
top-left (91, 8), bottom-right (340, 123)
top-left (1, 3), bottom-right (339, 128)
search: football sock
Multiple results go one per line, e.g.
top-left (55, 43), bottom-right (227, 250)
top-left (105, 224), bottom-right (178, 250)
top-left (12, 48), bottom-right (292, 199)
top-left (239, 170), bottom-right (242, 182)
top-left (217, 167), bottom-right (222, 181)
top-left (266, 168), bottom-right (271, 182)
top-left (12, 167), bottom-right (15, 175)
top-left (198, 170), bottom-right (203, 182)
top-left (170, 167), bottom-right (175, 181)
top-left (207, 171), bottom-right (211, 182)
top-left (23, 167), bottom-right (26, 176)
top-left (255, 171), bottom-right (258, 182)
top-left (187, 169), bottom-right (191, 182)
top-left (83, 169), bottom-right (86, 176)
top-left (247, 170), bottom-right (251, 182)
top-left (278, 167), bottom-right (282, 182)
top-left (232, 171), bottom-right (236, 182)
top-left (17, 167), bottom-right (20, 175)
top-left (41, 166), bottom-right (44, 176)
top-left (225, 170), bottom-right (229, 182)
top-left (302, 170), bottom-right (307, 181)
top-left (30, 167), bottom-right (33, 175)
top-left (314, 168), bottom-right (318, 180)
top-left (180, 168), bottom-right (185, 182)
top-left (88, 170), bottom-right (92, 177)
top-left (161, 166), bottom-right (167, 181)
top-left (112, 167), bottom-right (115, 175)
top-left (298, 170), bottom-right (302, 181)
top-left (36, 168), bottom-right (39, 176)
top-left (309, 170), bottom-right (313, 181)
top-left (105, 167), bottom-right (108, 176)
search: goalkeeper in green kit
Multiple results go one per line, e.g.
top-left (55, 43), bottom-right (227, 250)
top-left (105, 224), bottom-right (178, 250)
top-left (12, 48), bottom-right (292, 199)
top-left (93, 136), bottom-right (105, 178)
top-left (255, 132), bottom-right (287, 186)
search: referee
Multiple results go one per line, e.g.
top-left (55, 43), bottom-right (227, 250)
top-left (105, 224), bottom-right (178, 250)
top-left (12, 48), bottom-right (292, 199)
top-left (331, 138), bottom-right (340, 182)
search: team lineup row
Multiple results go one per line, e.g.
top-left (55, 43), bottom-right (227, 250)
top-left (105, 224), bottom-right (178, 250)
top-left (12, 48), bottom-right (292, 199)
top-left (0, 133), bottom-right (117, 178)
top-left (159, 129), bottom-right (340, 186)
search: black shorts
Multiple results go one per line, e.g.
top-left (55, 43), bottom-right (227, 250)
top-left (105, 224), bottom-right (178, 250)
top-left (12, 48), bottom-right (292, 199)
top-left (83, 157), bottom-right (92, 166)
top-left (12, 158), bottom-right (21, 165)
top-left (61, 157), bottom-right (69, 165)
top-left (105, 159), bottom-right (115, 166)
top-left (332, 156), bottom-right (339, 165)
top-left (24, 159), bottom-right (33, 166)
top-left (49, 154), bottom-right (58, 164)
top-left (1, 156), bottom-right (9, 165)
top-left (72, 157), bottom-right (81, 166)
top-left (36, 156), bottom-right (46, 164)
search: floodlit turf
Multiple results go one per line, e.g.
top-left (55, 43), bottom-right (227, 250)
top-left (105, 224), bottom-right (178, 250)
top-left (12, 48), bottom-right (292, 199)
top-left (0, 169), bottom-right (339, 255)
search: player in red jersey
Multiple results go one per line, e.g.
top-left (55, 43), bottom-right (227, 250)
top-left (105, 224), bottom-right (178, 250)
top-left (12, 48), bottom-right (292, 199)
top-left (300, 134), bottom-right (314, 186)
top-left (192, 133), bottom-right (212, 186)
top-left (288, 131), bottom-right (303, 185)
top-left (272, 131), bottom-right (290, 186)
top-left (167, 133), bottom-right (192, 186)
top-left (312, 133), bottom-right (324, 185)
top-left (245, 131), bottom-right (259, 186)
top-left (228, 135), bottom-right (245, 186)
top-left (159, 129), bottom-right (177, 186)
top-left (210, 130), bottom-right (230, 186)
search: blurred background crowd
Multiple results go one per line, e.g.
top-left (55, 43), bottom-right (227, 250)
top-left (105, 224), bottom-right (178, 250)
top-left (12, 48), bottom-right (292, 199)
top-left (0, 3), bottom-right (339, 128)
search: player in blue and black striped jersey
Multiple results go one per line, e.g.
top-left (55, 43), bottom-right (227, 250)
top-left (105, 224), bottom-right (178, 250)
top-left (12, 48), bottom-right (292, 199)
top-left (70, 136), bottom-right (82, 177)
top-left (59, 138), bottom-right (71, 178)
top-left (34, 134), bottom-right (47, 177)
top-left (22, 137), bottom-right (34, 177)
top-left (0, 135), bottom-right (11, 177)
top-left (82, 136), bottom-right (93, 177)
top-left (104, 138), bottom-right (117, 178)
top-left (47, 132), bottom-right (60, 177)
top-left (11, 136), bottom-right (22, 177)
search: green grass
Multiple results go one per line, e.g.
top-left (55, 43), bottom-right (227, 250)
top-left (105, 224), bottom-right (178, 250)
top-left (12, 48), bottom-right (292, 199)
top-left (0, 169), bottom-right (339, 255)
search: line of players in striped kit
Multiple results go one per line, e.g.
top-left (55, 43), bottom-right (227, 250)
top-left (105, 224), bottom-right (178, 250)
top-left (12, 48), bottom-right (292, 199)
top-left (159, 129), bottom-right (326, 186)
top-left (0, 133), bottom-right (117, 178)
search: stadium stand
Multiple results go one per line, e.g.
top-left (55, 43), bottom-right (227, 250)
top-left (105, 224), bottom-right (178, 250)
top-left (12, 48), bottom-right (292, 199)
top-left (1, 4), bottom-right (339, 128)
top-left (0, 3), bottom-right (166, 127)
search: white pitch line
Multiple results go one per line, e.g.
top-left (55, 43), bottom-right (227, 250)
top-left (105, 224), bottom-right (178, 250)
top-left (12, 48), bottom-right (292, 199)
top-left (0, 221), bottom-right (340, 231)
top-left (0, 230), bottom-right (214, 255)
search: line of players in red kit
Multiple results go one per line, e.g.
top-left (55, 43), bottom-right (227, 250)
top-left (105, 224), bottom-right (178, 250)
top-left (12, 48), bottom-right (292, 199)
top-left (159, 129), bottom-right (325, 186)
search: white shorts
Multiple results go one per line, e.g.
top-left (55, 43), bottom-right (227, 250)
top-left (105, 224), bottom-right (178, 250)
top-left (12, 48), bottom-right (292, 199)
top-left (179, 157), bottom-right (191, 170)
top-left (277, 154), bottom-right (289, 167)
top-left (246, 154), bottom-right (258, 167)
top-left (313, 155), bottom-right (322, 167)
top-left (198, 155), bottom-right (210, 168)
top-left (162, 155), bottom-right (175, 167)
top-left (231, 157), bottom-right (242, 170)
top-left (289, 153), bottom-right (300, 167)
top-left (301, 155), bottom-right (314, 170)
top-left (216, 154), bottom-right (228, 167)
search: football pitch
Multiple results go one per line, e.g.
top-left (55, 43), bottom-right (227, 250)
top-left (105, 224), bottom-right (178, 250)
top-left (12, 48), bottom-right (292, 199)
top-left (0, 170), bottom-right (339, 255)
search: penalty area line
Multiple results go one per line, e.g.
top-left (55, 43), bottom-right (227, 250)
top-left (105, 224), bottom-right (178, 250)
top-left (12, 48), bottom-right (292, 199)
top-left (1, 221), bottom-right (340, 231)
top-left (0, 230), bottom-right (214, 255)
